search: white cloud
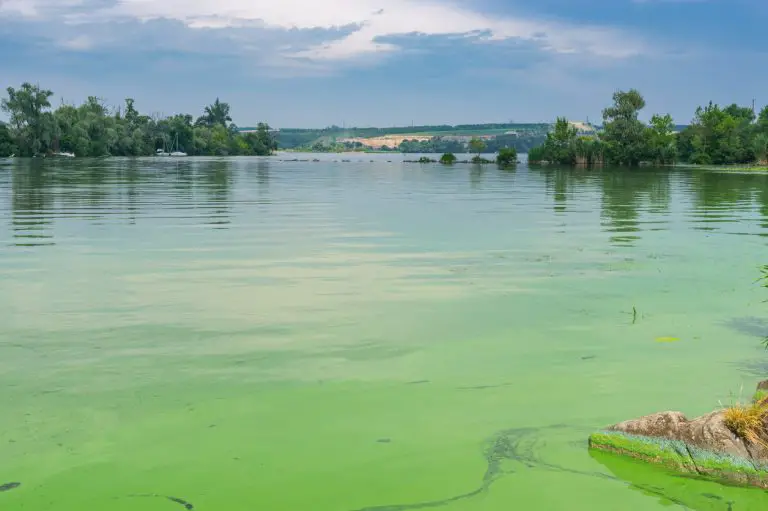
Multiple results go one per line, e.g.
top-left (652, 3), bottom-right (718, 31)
top-left (92, 0), bottom-right (647, 60)
top-left (0, 0), bottom-right (85, 17)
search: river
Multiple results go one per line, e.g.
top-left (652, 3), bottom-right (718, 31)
top-left (1, 155), bottom-right (767, 510)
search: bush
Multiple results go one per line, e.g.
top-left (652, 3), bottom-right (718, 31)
top-left (471, 156), bottom-right (493, 164)
top-left (527, 145), bottom-right (547, 164)
top-left (439, 152), bottom-right (457, 165)
top-left (417, 156), bottom-right (436, 163)
top-left (496, 147), bottom-right (518, 166)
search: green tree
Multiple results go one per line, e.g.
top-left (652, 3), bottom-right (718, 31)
top-left (440, 152), bottom-right (457, 164)
top-left (601, 89), bottom-right (648, 166)
top-left (469, 137), bottom-right (487, 157)
top-left (646, 113), bottom-right (677, 165)
top-left (196, 98), bottom-right (232, 128)
top-left (496, 147), bottom-right (518, 166)
top-left (1, 83), bottom-right (57, 156)
top-left (753, 133), bottom-right (768, 164)
top-left (679, 102), bottom-right (755, 165)
top-left (0, 83), bottom-right (283, 158)
top-left (0, 122), bottom-right (16, 156)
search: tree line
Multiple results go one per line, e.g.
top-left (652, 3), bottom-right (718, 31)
top-left (528, 89), bottom-right (768, 167)
top-left (0, 83), bottom-right (277, 157)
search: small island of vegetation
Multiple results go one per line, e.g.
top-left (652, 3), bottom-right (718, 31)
top-left (529, 89), bottom-right (768, 168)
top-left (0, 82), bottom-right (276, 157)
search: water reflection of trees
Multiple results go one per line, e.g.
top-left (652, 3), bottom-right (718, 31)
top-left (7, 158), bottom-right (239, 246)
top-left (533, 167), bottom-right (673, 246)
top-left (201, 160), bottom-right (233, 227)
top-left (10, 160), bottom-right (55, 246)
top-left (686, 173), bottom-right (768, 233)
top-left (600, 170), bottom-right (671, 246)
top-left (533, 166), bottom-right (768, 244)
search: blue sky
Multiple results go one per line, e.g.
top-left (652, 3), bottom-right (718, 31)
top-left (1, 0), bottom-right (766, 127)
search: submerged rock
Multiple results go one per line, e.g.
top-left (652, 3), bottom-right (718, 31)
top-left (589, 383), bottom-right (768, 489)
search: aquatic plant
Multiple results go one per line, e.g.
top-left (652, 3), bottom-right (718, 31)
top-left (439, 152), bottom-right (457, 165)
top-left (496, 147), bottom-right (518, 167)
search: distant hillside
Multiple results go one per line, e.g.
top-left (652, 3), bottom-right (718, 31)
top-left (235, 122), bottom-right (690, 153)
top-left (237, 123), bottom-right (551, 151)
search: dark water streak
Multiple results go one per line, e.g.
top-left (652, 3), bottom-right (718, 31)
top-left (349, 426), bottom-right (748, 511)
top-left (0, 482), bottom-right (20, 492)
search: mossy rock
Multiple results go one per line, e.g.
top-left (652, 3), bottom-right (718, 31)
top-left (589, 430), bottom-right (768, 488)
top-left (589, 382), bottom-right (768, 490)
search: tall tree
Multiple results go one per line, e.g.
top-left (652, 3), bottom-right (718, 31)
top-left (601, 89), bottom-right (648, 166)
top-left (646, 114), bottom-right (677, 165)
top-left (1, 83), bottom-right (57, 156)
top-left (469, 137), bottom-right (487, 158)
top-left (679, 102), bottom-right (754, 165)
top-left (0, 122), bottom-right (16, 156)
top-left (196, 98), bottom-right (232, 128)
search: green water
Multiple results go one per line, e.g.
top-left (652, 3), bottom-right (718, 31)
top-left (1, 156), bottom-right (768, 510)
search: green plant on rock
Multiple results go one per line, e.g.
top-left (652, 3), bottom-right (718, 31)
top-left (496, 147), bottom-right (517, 167)
top-left (439, 152), bottom-right (457, 165)
top-left (723, 401), bottom-right (768, 449)
top-left (471, 155), bottom-right (492, 164)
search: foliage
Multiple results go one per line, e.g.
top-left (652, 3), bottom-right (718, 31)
top-left (471, 155), bottom-right (493, 164)
top-left (526, 117), bottom-right (579, 165)
top-left (496, 147), bottom-right (518, 166)
top-left (0, 122), bottom-right (17, 156)
top-left (469, 137), bottom-right (487, 156)
top-left (526, 145), bottom-right (546, 164)
top-left (601, 89), bottom-right (649, 166)
top-left (0, 82), bottom-right (275, 157)
top-left (753, 134), bottom-right (768, 164)
top-left (196, 98), bottom-right (232, 128)
top-left (417, 156), bottom-right (436, 163)
top-left (678, 102), bottom-right (756, 165)
top-left (1, 83), bottom-right (57, 156)
top-left (527, 89), bottom-right (768, 167)
top-left (646, 114), bottom-right (677, 165)
top-left (439, 152), bottom-right (457, 164)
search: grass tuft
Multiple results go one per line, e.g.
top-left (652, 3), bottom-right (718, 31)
top-left (723, 401), bottom-right (768, 448)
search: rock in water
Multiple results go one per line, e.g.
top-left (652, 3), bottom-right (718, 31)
top-left (589, 386), bottom-right (768, 489)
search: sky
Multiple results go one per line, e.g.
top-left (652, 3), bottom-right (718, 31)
top-left (1, 0), bottom-right (767, 128)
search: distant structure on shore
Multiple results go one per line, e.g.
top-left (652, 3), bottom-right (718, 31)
top-left (567, 121), bottom-right (598, 136)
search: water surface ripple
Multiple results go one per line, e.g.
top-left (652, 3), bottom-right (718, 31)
top-left (1, 156), bottom-right (768, 510)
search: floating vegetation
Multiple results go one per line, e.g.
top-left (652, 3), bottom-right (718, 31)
top-left (457, 383), bottom-right (513, 391)
top-left (131, 494), bottom-right (194, 510)
top-left (352, 424), bottom-right (765, 511)
top-left (0, 482), bottom-right (20, 492)
top-left (655, 337), bottom-right (681, 343)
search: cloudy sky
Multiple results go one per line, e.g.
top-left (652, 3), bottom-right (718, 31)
top-left (1, 0), bottom-right (766, 127)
